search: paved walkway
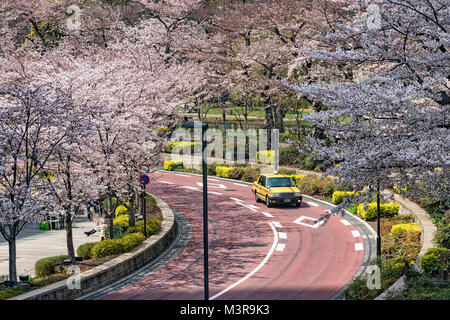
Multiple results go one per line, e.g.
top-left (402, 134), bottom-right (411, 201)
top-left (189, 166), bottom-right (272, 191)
top-left (0, 215), bottom-right (101, 278)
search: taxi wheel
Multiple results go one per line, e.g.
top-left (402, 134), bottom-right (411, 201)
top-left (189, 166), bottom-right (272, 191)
top-left (255, 191), bottom-right (261, 203)
top-left (266, 196), bottom-right (272, 208)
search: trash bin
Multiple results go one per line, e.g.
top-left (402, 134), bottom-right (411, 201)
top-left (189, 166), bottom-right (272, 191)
top-left (39, 221), bottom-right (49, 230)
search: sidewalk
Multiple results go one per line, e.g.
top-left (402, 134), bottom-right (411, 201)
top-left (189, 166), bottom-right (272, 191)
top-left (0, 215), bottom-right (102, 277)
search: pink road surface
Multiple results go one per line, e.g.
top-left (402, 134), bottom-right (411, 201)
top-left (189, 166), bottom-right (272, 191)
top-left (101, 171), bottom-right (364, 300)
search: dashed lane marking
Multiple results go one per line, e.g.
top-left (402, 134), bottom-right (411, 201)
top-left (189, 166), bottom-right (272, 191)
top-left (340, 219), bottom-right (352, 226)
top-left (262, 212), bottom-right (274, 218)
top-left (305, 201), bottom-right (319, 207)
top-left (272, 221), bottom-right (283, 228)
top-left (278, 232), bottom-right (287, 239)
top-left (181, 186), bottom-right (201, 191)
top-left (276, 243), bottom-right (286, 252)
top-left (351, 230), bottom-right (361, 237)
top-left (355, 243), bottom-right (364, 251)
top-left (230, 197), bottom-right (243, 202)
top-left (208, 191), bottom-right (223, 195)
top-left (233, 182), bottom-right (248, 187)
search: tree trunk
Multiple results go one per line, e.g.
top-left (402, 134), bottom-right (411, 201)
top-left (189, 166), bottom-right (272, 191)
top-left (65, 210), bottom-right (76, 263)
top-left (264, 104), bottom-right (274, 146)
top-left (8, 236), bottom-right (17, 283)
top-left (127, 195), bottom-right (136, 227)
top-left (107, 193), bottom-right (114, 239)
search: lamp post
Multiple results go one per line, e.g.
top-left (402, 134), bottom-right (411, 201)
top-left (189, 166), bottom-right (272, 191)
top-left (182, 120), bottom-right (209, 300)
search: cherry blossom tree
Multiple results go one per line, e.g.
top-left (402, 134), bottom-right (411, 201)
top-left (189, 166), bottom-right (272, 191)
top-left (0, 85), bottom-right (78, 282)
top-left (283, 0), bottom-right (449, 200)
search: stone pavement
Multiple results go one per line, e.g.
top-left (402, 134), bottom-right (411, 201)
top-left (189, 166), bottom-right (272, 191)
top-left (0, 214), bottom-right (101, 278)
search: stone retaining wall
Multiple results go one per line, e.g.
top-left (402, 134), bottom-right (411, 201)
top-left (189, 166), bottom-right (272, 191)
top-left (9, 194), bottom-right (176, 300)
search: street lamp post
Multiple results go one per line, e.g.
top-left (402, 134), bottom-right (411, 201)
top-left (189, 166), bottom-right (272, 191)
top-left (182, 120), bottom-right (209, 300)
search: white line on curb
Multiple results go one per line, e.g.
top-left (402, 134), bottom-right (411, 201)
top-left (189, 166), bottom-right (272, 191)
top-left (159, 181), bottom-right (174, 184)
top-left (233, 182), bottom-right (248, 187)
top-left (305, 201), bottom-right (319, 207)
top-left (210, 222), bottom-right (279, 300)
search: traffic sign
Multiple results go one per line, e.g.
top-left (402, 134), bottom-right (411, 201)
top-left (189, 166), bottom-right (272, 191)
top-left (140, 174), bottom-right (150, 185)
top-left (139, 164), bottom-right (150, 174)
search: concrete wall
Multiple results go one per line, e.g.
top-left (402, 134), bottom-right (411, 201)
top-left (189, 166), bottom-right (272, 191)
top-left (9, 194), bottom-right (176, 300)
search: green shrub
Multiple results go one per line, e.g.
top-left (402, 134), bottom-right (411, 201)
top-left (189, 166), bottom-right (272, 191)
top-left (216, 166), bottom-right (234, 178)
top-left (256, 150), bottom-right (274, 164)
top-left (127, 219), bottom-right (162, 236)
top-left (332, 191), bottom-right (357, 205)
top-left (357, 202), bottom-right (399, 221)
top-left (91, 239), bottom-right (125, 258)
top-left (35, 255), bottom-right (69, 277)
top-left (0, 286), bottom-right (25, 300)
top-left (115, 205), bottom-right (128, 217)
top-left (241, 166), bottom-right (260, 182)
top-left (119, 233), bottom-right (146, 252)
top-left (165, 141), bottom-right (200, 154)
top-left (163, 160), bottom-right (184, 171)
top-left (294, 175), bottom-right (336, 197)
top-left (420, 247), bottom-right (450, 273)
top-left (391, 223), bottom-right (421, 237)
top-left (290, 174), bottom-right (306, 186)
top-left (277, 167), bottom-right (296, 175)
top-left (113, 214), bottom-right (130, 233)
top-left (229, 167), bottom-right (245, 180)
top-left (279, 146), bottom-right (300, 166)
top-left (76, 242), bottom-right (97, 259)
top-left (435, 225), bottom-right (450, 249)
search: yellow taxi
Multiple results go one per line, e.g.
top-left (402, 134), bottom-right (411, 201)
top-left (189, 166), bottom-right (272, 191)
top-left (252, 174), bottom-right (302, 208)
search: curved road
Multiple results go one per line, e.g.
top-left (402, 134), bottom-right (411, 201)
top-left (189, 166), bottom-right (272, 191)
top-left (97, 171), bottom-right (364, 300)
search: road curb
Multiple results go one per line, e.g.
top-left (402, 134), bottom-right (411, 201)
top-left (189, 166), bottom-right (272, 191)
top-left (8, 193), bottom-right (177, 300)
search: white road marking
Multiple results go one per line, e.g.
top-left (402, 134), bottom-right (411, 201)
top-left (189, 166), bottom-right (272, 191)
top-left (176, 174), bottom-right (191, 177)
top-left (355, 243), bottom-right (364, 251)
top-left (276, 243), bottom-right (286, 252)
top-left (208, 191), bottom-right (223, 196)
top-left (351, 230), bottom-right (361, 238)
top-left (233, 182), bottom-right (248, 187)
top-left (278, 232), bottom-right (287, 239)
top-left (235, 202), bottom-right (257, 212)
top-left (272, 221), bottom-right (283, 228)
top-left (247, 204), bottom-right (259, 209)
top-left (340, 219), bottom-right (352, 226)
top-left (181, 186), bottom-right (200, 191)
top-left (160, 181), bottom-right (174, 184)
top-left (293, 216), bottom-right (321, 229)
top-left (262, 212), bottom-right (274, 218)
top-left (210, 222), bottom-right (279, 300)
top-left (305, 201), bottom-right (319, 207)
top-left (230, 197), bottom-right (243, 202)
top-left (208, 178), bottom-right (220, 181)
top-left (197, 182), bottom-right (227, 189)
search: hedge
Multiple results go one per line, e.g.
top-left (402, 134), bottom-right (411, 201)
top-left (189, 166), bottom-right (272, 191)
top-left (332, 191), bottom-right (357, 205)
top-left (256, 150), bottom-right (274, 164)
top-left (113, 214), bottom-right (130, 233)
top-left (165, 141), bottom-right (200, 154)
top-left (420, 248), bottom-right (450, 273)
top-left (216, 166), bottom-right (234, 178)
top-left (241, 166), bottom-right (261, 182)
top-left (115, 205), bottom-right (128, 217)
top-left (290, 174), bottom-right (306, 186)
top-left (35, 255), bottom-right (69, 277)
top-left (90, 232), bottom-right (145, 258)
top-left (163, 160), bottom-right (184, 171)
top-left (357, 202), bottom-right (399, 221)
top-left (127, 218), bottom-right (162, 236)
top-left (391, 223), bottom-right (421, 237)
top-left (76, 242), bottom-right (98, 259)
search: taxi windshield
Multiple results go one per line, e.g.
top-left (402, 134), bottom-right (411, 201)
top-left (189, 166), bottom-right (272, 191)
top-left (267, 177), bottom-right (295, 188)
